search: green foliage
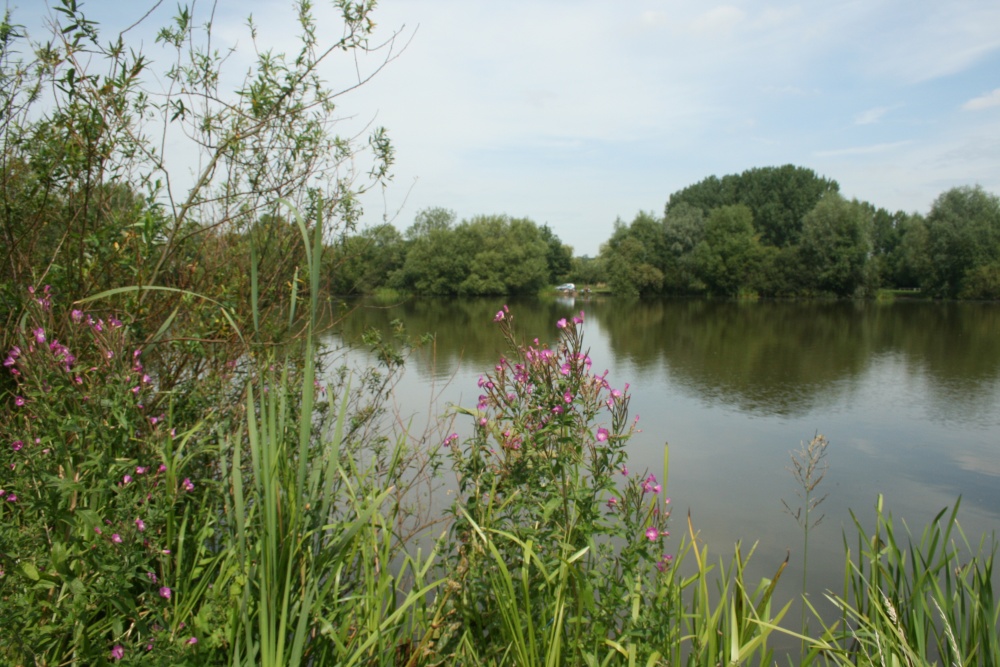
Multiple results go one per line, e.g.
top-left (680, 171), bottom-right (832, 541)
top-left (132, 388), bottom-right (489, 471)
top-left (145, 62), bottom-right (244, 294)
top-left (691, 204), bottom-right (763, 296)
top-left (569, 254), bottom-right (609, 288)
top-left (667, 165), bottom-right (839, 248)
top-left (601, 212), bottom-right (666, 296)
top-left (540, 224), bottom-right (574, 284)
top-left (661, 202), bottom-right (706, 293)
top-left (327, 223), bottom-right (406, 295)
top-left (799, 193), bottom-right (875, 297)
top-left (393, 209), bottom-right (556, 296)
top-left (792, 496), bottom-right (1000, 667)
top-left (443, 308), bottom-right (675, 663)
top-left (920, 185), bottom-right (1000, 298)
top-left (0, 290), bottom-right (215, 665)
top-left (0, 0), bottom-right (399, 397)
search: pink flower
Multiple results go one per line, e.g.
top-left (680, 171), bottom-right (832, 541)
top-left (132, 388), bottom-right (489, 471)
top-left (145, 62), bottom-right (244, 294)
top-left (556, 318), bottom-right (567, 329)
top-left (71, 309), bottom-right (83, 322)
top-left (159, 586), bottom-right (171, 599)
top-left (573, 311), bottom-right (585, 324)
top-left (656, 554), bottom-right (673, 572)
top-left (563, 390), bottom-right (573, 404)
top-left (14, 396), bottom-right (25, 406)
top-left (621, 465), bottom-right (629, 476)
top-left (123, 475), bottom-right (132, 485)
top-left (182, 478), bottom-right (194, 492)
top-left (11, 440), bottom-right (23, 451)
top-left (442, 433), bottom-right (459, 448)
top-left (187, 637), bottom-right (198, 645)
top-left (111, 644), bottom-right (124, 660)
top-left (645, 526), bottom-right (659, 541)
top-left (596, 427), bottom-right (609, 442)
top-left (606, 497), bottom-right (618, 510)
top-left (641, 475), bottom-right (658, 494)
top-left (494, 310), bottom-right (505, 322)
top-left (33, 327), bottom-right (45, 344)
top-left (5, 493), bottom-right (17, 502)
top-left (136, 466), bottom-right (146, 475)
top-left (147, 571), bottom-right (158, 583)
top-left (135, 518), bottom-right (146, 532)
top-left (112, 533), bottom-right (122, 543)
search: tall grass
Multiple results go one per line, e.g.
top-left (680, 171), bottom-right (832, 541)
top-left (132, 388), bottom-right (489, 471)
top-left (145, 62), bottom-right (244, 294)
top-left (832, 495), bottom-right (998, 666)
top-left (769, 495), bottom-right (1000, 667)
top-left (219, 205), bottom-right (442, 666)
top-left (4, 203), bottom-right (997, 666)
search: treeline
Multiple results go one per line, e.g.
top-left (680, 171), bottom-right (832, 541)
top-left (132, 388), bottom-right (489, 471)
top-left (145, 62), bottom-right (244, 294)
top-left (329, 165), bottom-right (1000, 300)
top-left (324, 207), bottom-right (573, 296)
top-left (594, 166), bottom-right (1000, 299)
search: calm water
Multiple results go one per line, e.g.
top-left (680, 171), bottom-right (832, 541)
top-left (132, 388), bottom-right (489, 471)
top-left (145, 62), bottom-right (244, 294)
top-left (327, 296), bottom-right (1000, 616)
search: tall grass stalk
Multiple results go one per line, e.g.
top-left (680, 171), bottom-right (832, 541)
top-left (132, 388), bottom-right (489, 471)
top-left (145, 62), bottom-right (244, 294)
top-left (221, 204), bottom-right (441, 665)
top-left (783, 432), bottom-right (830, 646)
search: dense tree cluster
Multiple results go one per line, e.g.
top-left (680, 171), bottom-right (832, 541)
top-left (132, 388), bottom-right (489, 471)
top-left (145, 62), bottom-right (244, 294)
top-left (326, 168), bottom-right (1000, 299)
top-left (324, 207), bottom-right (573, 295)
top-left (597, 166), bottom-right (1000, 299)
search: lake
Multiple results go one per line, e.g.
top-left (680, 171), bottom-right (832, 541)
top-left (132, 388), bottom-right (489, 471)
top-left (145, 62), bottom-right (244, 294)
top-left (326, 295), bottom-right (1000, 624)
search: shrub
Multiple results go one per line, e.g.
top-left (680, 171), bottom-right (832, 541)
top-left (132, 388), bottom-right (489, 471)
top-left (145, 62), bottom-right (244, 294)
top-left (441, 307), bottom-right (674, 663)
top-left (0, 287), bottom-right (210, 664)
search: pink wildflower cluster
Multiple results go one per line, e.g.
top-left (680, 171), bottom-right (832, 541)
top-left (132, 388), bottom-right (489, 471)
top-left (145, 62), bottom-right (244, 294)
top-left (5, 287), bottom-right (146, 398)
top-left (470, 307), bottom-right (633, 464)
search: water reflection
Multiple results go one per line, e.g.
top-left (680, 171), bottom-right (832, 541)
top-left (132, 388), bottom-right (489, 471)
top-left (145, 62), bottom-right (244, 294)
top-left (328, 296), bottom-right (1000, 606)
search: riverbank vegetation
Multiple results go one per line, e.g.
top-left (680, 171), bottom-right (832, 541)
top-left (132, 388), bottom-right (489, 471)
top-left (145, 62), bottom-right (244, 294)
top-left (597, 170), bottom-right (1000, 299)
top-left (1, 3), bottom-right (998, 665)
top-left (322, 168), bottom-right (1000, 300)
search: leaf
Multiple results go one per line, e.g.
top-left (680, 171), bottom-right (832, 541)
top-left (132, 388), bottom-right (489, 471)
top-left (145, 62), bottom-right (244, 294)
top-left (20, 562), bottom-right (40, 581)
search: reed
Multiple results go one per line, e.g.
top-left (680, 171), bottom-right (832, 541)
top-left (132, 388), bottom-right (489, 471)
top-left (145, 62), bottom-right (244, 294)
top-left (220, 205), bottom-right (442, 666)
top-left (831, 495), bottom-right (999, 666)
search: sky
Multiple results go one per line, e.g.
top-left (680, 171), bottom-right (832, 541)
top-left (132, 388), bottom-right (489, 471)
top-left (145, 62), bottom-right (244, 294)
top-left (14, 0), bottom-right (1000, 256)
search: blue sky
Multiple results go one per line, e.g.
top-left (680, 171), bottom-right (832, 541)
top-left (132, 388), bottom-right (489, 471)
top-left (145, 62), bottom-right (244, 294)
top-left (16, 0), bottom-right (1000, 256)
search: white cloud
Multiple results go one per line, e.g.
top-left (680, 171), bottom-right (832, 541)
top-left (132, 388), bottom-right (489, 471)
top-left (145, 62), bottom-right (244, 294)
top-left (963, 88), bottom-right (1000, 111)
top-left (690, 6), bottom-right (747, 36)
top-left (855, 106), bottom-right (892, 125)
top-left (814, 141), bottom-right (913, 158)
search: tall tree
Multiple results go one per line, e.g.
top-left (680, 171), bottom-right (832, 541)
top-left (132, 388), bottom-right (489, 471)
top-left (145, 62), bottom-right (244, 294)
top-left (539, 224), bottom-right (573, 284)
top-left (396, 208), bottom-right (463, 294)
top-left (690, 204), bottom-right (762, 296)
top-left (798, 194), bottom-right (873, 296)
top-left (667, 165), bottom-right (839, 248)
top-left (600, 212), bottom-right (666, 296)
top-left (921, 186), bottom-right (1000, 298)
top-left (661, 202), bottom-right (705, 293)
top-left (456, 215), bottom-right (549, 295)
